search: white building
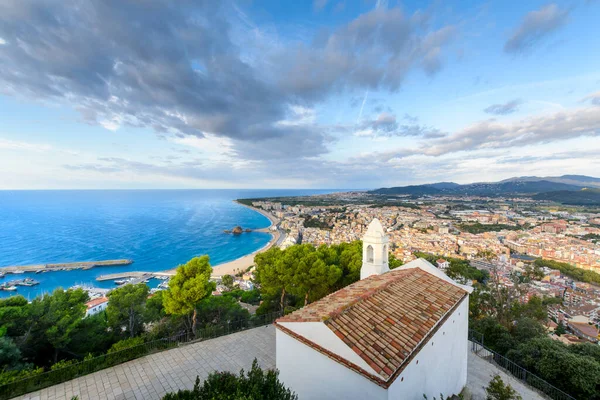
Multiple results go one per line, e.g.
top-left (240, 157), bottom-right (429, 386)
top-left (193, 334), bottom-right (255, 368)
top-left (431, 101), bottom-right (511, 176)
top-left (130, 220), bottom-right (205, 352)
top-left (85, 296), bottom-right (109, 317)
top-left (436, 258), bottom-right (450, 270)
top-left (275, 219), bottom-right (473, 400)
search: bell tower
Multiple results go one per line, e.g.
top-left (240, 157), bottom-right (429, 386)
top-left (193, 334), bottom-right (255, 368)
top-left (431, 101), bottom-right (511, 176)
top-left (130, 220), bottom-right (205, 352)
top-left (361, 218), bottom-right (390, 280)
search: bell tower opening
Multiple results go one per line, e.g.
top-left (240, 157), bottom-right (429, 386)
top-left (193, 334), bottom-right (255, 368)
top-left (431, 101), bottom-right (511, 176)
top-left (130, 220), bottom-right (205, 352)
top-left (361, 218), bottom-right (390, 280)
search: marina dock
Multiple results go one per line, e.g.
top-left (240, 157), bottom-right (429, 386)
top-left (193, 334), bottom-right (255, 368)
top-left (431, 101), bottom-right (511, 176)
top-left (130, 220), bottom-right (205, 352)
top-left (96, 271), bottom-right (173, 287)
top-left (0, 259), bottom-right (133, 274)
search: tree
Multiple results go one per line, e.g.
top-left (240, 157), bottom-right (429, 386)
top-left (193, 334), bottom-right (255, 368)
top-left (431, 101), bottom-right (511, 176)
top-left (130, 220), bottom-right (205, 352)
top-left (30, 288), bottom-right (88, 363)
top-left (0, 337), bottom-right (23, 371)
top-left (254, 247), bottom-right (290, 310)
top-left (0, 295), bottom-right (31, 338)
top-left (506, 338), bottom-right (600, 399)
top-left (292, 251), bottom-right (341, 305)
top-left (108, 337), bottom-right (145, 353)
top-left (162, 359), bottom-right (297, 400)
top-left (554, 321), bottom-right (566, 336)
top-left (164, 256), bottom-right (216, 337)
top-left (512, 318), bottom-right (545, 342)
top-left (221, 275), bottom-right (235, 291)
top-left (389, 253), bottom-right (403, 269)
top-left (69, 311), bottom-right (115, 356)
top-left (485, 375), bottom-right (521, 400)
top-left (195, 296), bottom-right (250, 329)
top-left (107, 283), bottom-right (149, 338)
top-left (144, 290), bottom-right (166, 323)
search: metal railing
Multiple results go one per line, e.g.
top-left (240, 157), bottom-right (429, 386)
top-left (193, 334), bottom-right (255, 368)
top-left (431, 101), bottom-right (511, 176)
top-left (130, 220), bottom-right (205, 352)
top-left (468, 330), bottom-right (576, 400)
top-left (0, 311), bottom-right (283, 400)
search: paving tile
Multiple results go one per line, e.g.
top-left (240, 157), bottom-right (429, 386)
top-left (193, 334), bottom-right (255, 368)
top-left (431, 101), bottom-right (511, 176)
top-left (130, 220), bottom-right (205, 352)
top-left (12, 326), bottom-right (277, 400)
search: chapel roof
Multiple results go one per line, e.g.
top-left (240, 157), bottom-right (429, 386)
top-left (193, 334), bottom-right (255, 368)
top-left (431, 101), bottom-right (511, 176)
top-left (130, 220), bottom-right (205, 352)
top-left (276, 263), bottom-right (468, 385)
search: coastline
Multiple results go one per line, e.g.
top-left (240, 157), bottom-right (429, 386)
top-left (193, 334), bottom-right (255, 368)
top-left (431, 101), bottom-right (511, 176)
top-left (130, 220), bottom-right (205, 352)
top-left (164, 200), bottom-right (283, 277)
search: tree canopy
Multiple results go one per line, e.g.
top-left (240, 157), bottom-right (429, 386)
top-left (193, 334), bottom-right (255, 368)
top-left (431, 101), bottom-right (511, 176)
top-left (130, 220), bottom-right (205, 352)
top-left (107, 283), bottom-right (149, 338)
top-left (164, 256), bottom-right (216, 336)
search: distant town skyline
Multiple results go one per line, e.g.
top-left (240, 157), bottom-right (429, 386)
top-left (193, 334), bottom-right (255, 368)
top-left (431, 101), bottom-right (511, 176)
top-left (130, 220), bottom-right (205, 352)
top-left (1, 0), bottom-right (599, 189)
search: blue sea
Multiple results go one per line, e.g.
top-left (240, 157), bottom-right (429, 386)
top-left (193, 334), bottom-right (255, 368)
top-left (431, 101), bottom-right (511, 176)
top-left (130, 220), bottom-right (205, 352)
top-left (0, 189), bottom-right (336, 299)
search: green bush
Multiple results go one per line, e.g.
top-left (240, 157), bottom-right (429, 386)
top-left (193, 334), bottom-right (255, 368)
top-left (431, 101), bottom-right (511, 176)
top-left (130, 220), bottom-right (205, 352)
top-left (162, 359), bottom-right (297, 400)
top-left (485, 375), bottom-right (521, 400)
top-left (240, 289), bottom-right (261, 305)
top-left (108, 337), bottom-right (145, 353)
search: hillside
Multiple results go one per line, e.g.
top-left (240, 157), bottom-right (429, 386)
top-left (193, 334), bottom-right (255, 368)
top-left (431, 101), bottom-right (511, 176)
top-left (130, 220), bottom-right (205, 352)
top-left (370, 175), bottom-right (600, 204)
top-left (533, 188), bottom-right (600, 205)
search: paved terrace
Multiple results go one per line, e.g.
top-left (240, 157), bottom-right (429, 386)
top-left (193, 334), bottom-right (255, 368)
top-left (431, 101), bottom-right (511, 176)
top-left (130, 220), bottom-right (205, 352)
top-left (15, 326), bottom-right (544, 400)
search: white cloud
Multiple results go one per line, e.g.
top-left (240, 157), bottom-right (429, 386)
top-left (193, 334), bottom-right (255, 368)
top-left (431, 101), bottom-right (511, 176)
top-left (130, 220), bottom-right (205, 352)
top-left (0, 37), bottom-right (6, 45)
top-left (0, 138), bottom-right (52, 152)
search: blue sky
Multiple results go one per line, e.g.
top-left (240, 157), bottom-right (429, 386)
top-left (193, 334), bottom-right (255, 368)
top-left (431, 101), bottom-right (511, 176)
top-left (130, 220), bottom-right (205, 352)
top-left (0, 0), bottom-right (599, 189)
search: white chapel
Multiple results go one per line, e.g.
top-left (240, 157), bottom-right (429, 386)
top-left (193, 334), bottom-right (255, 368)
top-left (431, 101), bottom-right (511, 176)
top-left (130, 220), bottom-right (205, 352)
top-left (275, 218), bottom-right (473, 400)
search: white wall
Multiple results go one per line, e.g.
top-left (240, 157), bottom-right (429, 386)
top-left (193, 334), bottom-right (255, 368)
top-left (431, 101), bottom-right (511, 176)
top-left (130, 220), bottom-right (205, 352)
top-left (276, 329), bottom-right (387, 400)
top-left (85, 301), bottom-right (108, 317)
top-left (387, 298), bottom-right (469, 400)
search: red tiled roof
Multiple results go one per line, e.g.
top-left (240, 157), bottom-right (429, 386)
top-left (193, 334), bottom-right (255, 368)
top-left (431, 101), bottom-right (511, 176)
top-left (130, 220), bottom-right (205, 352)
top-left (276, 267), bottom-right (468, 386)
top-left (85, 297), bottom-right (108, 309)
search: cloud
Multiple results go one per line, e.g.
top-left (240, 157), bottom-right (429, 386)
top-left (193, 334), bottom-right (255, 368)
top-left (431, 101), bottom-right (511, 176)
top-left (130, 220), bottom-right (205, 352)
top-left (424, 106), bottom-right (600, 156)
top-left (271, 7), bottom-right (456, 98)
top-left (0, 1), bottom-right (456, 169)
top-left (353, 112), bottom-right (446, 138)
top-left (0, 138), bottom-right (53, 152)
top-left (504, 4), bottom-right (570, 54)
top-left (484, 99), bottom-right (522, 115)
top-left (582, 90), bottom-right (600, 106)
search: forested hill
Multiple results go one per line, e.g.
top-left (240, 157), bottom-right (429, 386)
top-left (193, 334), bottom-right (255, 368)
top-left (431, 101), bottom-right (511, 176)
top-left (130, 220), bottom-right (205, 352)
top-left (370, 175), bottom-right (600, 204)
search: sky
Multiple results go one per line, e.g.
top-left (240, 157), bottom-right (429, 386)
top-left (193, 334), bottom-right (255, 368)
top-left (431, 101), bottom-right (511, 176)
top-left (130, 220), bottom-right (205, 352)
top-left (0, 0), bottom-right (599, 190)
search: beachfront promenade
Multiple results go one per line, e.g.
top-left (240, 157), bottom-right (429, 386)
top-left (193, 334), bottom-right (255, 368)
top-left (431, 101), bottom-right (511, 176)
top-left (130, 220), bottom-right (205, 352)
top-left (13, 326), bottom-right (544, 400)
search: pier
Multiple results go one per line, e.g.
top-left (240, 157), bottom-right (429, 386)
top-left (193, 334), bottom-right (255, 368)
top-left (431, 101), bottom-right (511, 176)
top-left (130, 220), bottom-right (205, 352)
top-left (0, 259), bottom-right (133, 274)
top-left (96, 271), bottom-right (173, 286)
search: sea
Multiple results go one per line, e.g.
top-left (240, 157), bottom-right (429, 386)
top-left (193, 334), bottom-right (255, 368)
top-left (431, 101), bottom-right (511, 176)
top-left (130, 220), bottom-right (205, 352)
top-left (0, 189), bottom-right (337, 299)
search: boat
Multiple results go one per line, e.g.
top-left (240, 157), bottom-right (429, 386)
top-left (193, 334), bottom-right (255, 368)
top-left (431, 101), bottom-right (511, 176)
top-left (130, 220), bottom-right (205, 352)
top-left (114, 279), bottom-right (129, 285)
top-left (12, 270), bottom-right (25, 274)
top-left (1, 286), bottom-right (17, 291)
top-left (19, 278), bottom-right (40, 286)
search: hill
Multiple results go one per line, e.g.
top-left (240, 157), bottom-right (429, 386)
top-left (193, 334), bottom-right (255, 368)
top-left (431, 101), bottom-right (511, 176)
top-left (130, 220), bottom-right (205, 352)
top-left (533, 188), bottom-right (600, 205)
top-left (370, 175), bottom-right (600, 203)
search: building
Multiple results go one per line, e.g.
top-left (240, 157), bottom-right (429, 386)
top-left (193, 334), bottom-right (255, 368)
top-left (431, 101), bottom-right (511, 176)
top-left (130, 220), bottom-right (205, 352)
top-left (436, 259), bottom-right (449, 270)
top-left (568, 321), bottom-right (599, 343)
top-left (85, 296), bottom-right (109, 317)
top-left (275, 219), bottom-right (473, 400)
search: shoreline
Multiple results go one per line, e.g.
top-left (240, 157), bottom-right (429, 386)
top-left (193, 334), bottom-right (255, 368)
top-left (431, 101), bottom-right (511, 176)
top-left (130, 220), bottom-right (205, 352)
top-left (164, 200), bottom-right (283, 277)
top-left (0, 201), bottom-right (282, 283)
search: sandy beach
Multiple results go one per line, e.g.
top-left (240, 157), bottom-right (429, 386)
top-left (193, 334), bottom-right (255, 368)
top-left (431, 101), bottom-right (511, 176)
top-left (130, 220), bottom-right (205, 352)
top-left (163, 201), bottom-right (283, 277)
top-left (209, 202), bottom-right (281, 277)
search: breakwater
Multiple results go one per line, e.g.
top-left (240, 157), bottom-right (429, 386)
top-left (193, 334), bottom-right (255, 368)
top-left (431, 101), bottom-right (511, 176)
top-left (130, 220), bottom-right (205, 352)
top-left (0, 259), bottom-right (133, 274)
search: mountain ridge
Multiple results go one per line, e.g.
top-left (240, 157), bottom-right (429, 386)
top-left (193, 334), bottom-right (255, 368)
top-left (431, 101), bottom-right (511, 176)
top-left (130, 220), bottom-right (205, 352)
top-left (370, 175), bottom-right (600, 200)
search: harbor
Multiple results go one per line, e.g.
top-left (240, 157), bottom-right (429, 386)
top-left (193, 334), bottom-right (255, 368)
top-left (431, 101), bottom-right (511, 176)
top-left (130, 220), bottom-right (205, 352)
top-left (0, 259), bottom-right (134, 274)
top-left (96, 271), bottom-right (172, 289)
top-left (0, 277), bottom-right (40, 291)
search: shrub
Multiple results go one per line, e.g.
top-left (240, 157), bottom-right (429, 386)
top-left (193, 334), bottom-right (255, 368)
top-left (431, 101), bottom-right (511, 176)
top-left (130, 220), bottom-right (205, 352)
top-left (162, 359), bottom-right (297, 400)
top-left (485, 375), bottom-right (521, 400)
top-left (107, 337), bottom-right (145, 353)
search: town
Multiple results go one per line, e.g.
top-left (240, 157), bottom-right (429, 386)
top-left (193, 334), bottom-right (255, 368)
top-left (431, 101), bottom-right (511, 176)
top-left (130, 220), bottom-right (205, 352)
top-left (248, 191), bottom-right (600, 344)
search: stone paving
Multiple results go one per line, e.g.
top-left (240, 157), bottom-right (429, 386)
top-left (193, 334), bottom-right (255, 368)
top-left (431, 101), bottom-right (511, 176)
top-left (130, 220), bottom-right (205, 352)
top-left (467, 351), bottom-right (545, 400)
top-left (14, 326), bottom-right (546, 400)
top-left (15, 326), bottom-right (276, 400)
